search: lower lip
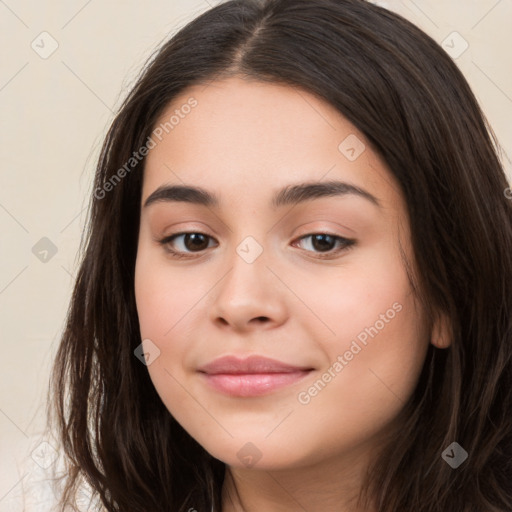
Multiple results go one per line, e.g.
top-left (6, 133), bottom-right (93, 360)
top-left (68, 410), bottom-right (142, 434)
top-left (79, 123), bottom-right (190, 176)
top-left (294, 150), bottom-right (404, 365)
top-left (200, 371), bottom-right (312, 397)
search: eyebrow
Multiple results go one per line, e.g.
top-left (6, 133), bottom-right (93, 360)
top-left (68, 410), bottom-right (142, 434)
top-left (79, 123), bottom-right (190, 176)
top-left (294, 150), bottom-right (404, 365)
top-left (143, 180), bottom-right (382, 210)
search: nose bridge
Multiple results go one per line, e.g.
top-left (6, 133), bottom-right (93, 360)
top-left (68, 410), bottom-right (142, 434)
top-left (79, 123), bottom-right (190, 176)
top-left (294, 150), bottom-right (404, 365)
top-left (220, 233), bottom-right (271, 303)
top-left (210, 232), bottom-right (287, 330)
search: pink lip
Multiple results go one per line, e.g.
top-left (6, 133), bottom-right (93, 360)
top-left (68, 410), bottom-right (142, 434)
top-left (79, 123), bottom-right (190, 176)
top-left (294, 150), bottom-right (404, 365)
top-left (197, 355), bottom-right (314, 397)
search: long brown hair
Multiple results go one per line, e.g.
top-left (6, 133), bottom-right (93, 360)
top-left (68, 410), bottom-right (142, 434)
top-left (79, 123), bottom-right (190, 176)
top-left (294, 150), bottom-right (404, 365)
top-left (46, 0), bottom-right (512, 510)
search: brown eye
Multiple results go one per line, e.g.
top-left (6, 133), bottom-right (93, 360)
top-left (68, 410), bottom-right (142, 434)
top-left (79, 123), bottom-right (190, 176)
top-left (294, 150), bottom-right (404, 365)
top-left (294, 233), bottom-right (355, 258)
top-left (180, 233), bottom-right (210, 251)
top-left (311, 234), bottom-right (337, 252)
top-left (158, 232), bottom-right (217, 257)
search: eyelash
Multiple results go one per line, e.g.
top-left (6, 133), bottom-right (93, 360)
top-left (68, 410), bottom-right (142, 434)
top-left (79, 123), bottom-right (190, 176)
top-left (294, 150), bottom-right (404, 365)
top-left (157, 232), bottom-right (356, 260)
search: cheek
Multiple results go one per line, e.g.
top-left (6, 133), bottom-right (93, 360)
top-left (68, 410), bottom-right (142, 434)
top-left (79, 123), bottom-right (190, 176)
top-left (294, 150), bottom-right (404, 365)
top-left (134, 246), bottom-right (208, 340)
top-left (286, 286), bottom-right (427, 465)
top-left (134, 245), bottom-right (219, 394)
top-left (319, 242), bottom-right (416, 343)
top-left (134, 250), bottom-right (203, 418)
top-left (315, 244), bottom-right (427, 408)
top-left (297, 297), bottom-right (427, 435)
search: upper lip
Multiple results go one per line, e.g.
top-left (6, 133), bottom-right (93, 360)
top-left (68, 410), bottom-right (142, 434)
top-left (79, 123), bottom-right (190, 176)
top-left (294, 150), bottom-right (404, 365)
top-left (198, 355), bottom-right (314, 375)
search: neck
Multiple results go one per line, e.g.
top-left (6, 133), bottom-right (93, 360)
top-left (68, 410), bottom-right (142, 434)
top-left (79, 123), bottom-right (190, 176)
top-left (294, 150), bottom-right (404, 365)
top-left (220, 449), bottom-right (377, 512)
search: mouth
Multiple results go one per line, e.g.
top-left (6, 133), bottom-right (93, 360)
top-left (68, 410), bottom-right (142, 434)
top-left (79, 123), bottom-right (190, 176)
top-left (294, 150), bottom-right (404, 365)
top-left (197, 355), bottom-right (314, 397)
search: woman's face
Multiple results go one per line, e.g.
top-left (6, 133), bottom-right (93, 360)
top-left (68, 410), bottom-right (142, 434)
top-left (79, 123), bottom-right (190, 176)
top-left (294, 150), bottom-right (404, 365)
top-left (134, 76), bottom-right (432, 471)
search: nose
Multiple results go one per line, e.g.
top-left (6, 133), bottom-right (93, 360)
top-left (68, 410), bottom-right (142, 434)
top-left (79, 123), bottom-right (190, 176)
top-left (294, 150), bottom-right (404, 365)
top-left (209, 246), bottom-right (288, 333)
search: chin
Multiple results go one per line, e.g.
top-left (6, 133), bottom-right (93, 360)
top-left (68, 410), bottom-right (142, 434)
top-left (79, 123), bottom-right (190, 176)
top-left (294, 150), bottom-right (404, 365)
top-left (196, 434), bottom-right (312, 471)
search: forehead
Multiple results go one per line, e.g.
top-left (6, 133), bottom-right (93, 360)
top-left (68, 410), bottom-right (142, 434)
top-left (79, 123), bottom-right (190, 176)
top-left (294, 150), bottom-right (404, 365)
top-left (141, 76), bottom-right (401, 211)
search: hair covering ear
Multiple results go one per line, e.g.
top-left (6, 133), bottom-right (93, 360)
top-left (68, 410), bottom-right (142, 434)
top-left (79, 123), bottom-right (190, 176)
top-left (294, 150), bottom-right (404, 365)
top-left (431, 311), bottom-right (452, 349)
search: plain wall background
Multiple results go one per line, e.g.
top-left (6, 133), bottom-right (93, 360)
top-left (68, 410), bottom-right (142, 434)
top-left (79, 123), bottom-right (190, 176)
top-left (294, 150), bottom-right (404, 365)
top-left (1, 0), bottom-right (511, 509)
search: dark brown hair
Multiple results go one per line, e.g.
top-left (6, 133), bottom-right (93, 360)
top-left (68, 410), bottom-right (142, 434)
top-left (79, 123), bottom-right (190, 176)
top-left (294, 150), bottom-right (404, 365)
top-left (46, 0), bottom-right (512, 510)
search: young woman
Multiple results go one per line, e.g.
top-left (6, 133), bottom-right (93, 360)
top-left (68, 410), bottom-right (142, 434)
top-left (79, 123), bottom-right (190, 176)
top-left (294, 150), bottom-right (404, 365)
top-left (46, 0), bottom-right (512, 510)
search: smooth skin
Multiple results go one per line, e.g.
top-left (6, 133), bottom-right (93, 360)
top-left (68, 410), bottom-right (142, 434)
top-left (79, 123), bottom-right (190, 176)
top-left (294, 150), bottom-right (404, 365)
top-left (134, 76), bottom-right (450, 512)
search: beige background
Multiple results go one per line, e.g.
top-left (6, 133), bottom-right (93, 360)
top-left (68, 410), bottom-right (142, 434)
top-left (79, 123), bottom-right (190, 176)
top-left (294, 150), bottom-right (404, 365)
top-left (1, 0), bottom-right (511, 509)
